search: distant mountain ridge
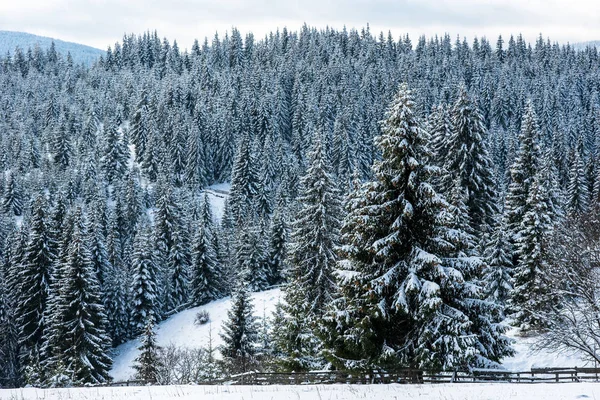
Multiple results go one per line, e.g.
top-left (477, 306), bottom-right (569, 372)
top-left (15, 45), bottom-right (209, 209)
top-left (0, 31), bottom-right (104, 65)
top-left (572, 40), bottom-right (600, 50)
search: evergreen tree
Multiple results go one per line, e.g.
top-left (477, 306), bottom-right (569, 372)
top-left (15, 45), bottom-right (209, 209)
top-left (504, 102), bottom-right (541, 262)
top-left (509, 172), bottom-right (555, 332)
top-left (442, 87), bottom-right (497, 236)
top-left (266, 209), bottom-right (287, 286)
top-left (190, 195), bottom-right (222, 305)
top-left (274, 134), bottom-right (342, 370)
top-left (133, 317), bottom-right (162, 384)
top-left (154, 183), bottom-right (186, 314)
top-left (482, 221), bottom-right (513, 305)
top-left (131, 225), bottom-right (160, 334)
top-left (2, 172), bottom-right (23, 216)
top-left (104, 216), bottom-right (129, 345)
top-left (228, 133), bottom-right (259, 223)
top-left (235, 224), bottom-right (269, 292)
top-left (60, 208), bottom-right (112, 384)
top-left (100, 122), bottom-right (129, 183)
top-left (321, 84), bottom-right (512, 371)
top-left (287, 135), bottom-right (342, 317)
top-left (566, 142), bottom-right (589, 215)
top-left (429, 104), bottom-right (453, 167)
top-left (167, 221), bottom-right (190, 311)
top-left (0, 243), bottom-right (21, 388)
top-left (17, 196), bottom-right (55, 380)
top-left (220, 281), bottom-right (259, 374)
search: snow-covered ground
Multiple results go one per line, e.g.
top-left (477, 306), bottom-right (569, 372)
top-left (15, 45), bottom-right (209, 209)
top-left (110, 288), bottom-right (281, 381)
top-left (203, 182), bottom-right (230, 223)
top-left (109, 285), bottom-right (586, 381)
top-left (3, 383), bottom-right (600, 400)
top-left (502, 327), bottom-right (587, 371)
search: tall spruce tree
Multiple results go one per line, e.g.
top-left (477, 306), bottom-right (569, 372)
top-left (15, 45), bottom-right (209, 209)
top-left (441, 87), bottom-right (497, 236)
top-left (274, 134), bottom-right (342, 370)
top-left (504, 102), bottom-right (541, 262)
top-left (60, 208), bottom-right (112, 384)
top-left (131, 225), bottom-right (160, 334)
top-left (566, 142), bottom-right (590, 215)
top-left (482, 220), bottom-right (514, 305)
top-left (228, 133), bottom-right (259, 223)
top-left (235, 224), bottom-right (269, 292)
top-left (220, 281), bottom-right (259, 374)
top-left (321, 84), bottom-right (512, 372)
top-left (266, 209), bottom-right (287, 286)
top-left (17, 196), bottom-right (55, 381)
top-left (509, 172), bottom-right (555, 332)
top-left (190, 194), bottom-right (222, 305)
top-left (133, 317), bottom-right (161, 384)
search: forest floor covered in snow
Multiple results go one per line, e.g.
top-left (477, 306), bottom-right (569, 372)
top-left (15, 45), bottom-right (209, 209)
top-left (3, 382), bottom-right (600, 400)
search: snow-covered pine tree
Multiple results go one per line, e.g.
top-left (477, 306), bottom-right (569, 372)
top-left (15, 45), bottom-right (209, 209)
top-left (482, 220), bottom-right (514, 305)
top-left (321, 84), bottom-right (512, 372)
top-left (60, 208), bottom-right (112, 384)
top-left (234, 223), bottom-right (269, 292)
top-left (131, 224), bottom-right (161, 334)
top-left (219, 281), bottom-right (259, 374)
top-left (274, 133), bottom-right (342, 370)
top-left (17, 196), bottom-right (55, 381)
top-left (190, 194), bottom-right (222, 305)
top-left (133, 317), bottom-right (162, 384)
top-left (2, 172), bottom-right (23, 216)
top-left (228, 132), bottom-right (259, 223)
top-left (167, 220), bottom-right (190, 311)
top-left (504, 101), bottom-right (541, 262)
top-left (509, 171), bottom-right (555, 333)
top-left (154, 182), bottom-right (187, 314)
top-left (566, 141), bottom-right (590, 216)
top-left (429, 103), bottom-right (453, 168)
top-left (104, 214), bottom-right (129, 345)
top-left (266, 208), bottom-right (287, 286)
top-left (100, 121), bottom-right (129, 184)
top-left (441, 86), bottom-right (497, 237)
top-left (0, 236), bottom-right (21, 388)
top-left (287, 134), bottom-right (342, 316)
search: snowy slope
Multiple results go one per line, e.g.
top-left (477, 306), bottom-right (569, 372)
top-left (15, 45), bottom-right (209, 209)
top-left (110, 285), bottom-right (586, 381)
top-left (110, 288), bottom-right (281, 381)
top-left (3, 382), bottom-right (600, 400)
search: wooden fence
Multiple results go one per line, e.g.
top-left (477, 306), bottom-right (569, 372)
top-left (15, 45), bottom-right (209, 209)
top-left (22, 367), bottom-right (599, 388)
top-left (200, 367), bottom-right (600, 386)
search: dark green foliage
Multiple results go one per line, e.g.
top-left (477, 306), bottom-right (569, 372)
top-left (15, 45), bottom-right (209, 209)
top-left (133, 318), bottom-right (162, 383)
top-left (220, 282), bottom-right (259, 374)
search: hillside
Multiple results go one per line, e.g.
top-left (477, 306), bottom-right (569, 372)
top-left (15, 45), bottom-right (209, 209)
top-left (109, 286), bottom-right (585, 381)
top-left (0, 30), bottom-right (104, 65)
top-left (110, 288), bottom-right (281, 381)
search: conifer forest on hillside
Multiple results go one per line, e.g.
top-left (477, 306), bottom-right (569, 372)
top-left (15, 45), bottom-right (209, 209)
top-left (1, 27), bottom-right (600, 387)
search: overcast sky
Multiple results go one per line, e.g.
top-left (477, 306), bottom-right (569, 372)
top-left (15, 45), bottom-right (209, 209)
top-left (1, 0), bottom-right (599, 51)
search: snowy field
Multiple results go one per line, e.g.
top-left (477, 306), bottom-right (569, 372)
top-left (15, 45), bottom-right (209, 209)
top-left (110, 288), bottom-right (281, 381)
top-left (2, 383), bottom-right (600, 400)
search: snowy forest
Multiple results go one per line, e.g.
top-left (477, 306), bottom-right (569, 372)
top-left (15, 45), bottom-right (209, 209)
top-left (1, 26), bottom-right (600, 387)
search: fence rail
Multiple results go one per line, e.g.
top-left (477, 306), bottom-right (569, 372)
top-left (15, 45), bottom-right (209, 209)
top-left (202, 367), bottom-right (600, 386)
top-left (6, 367), bottom-right (599, 389)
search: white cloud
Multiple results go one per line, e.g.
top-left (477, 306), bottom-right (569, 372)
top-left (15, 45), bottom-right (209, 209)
top-left (0, 0), bottom-right (599, 50)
